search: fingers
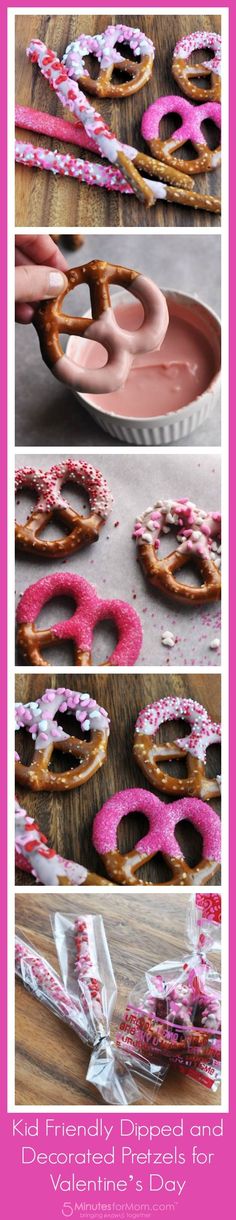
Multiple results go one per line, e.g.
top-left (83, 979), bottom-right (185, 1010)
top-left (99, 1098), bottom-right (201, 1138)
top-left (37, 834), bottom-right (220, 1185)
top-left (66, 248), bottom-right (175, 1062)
top-left (15, 263), bottom-right (67, 306)
top-left (15, 234), bottom-right (68, 272)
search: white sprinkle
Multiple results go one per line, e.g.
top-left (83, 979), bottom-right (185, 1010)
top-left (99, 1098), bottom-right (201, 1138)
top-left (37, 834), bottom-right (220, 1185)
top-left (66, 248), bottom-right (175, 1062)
top-left (210, 637), bottom-right (220, 650)
top-left (161, 631), bottom-right (176, 648)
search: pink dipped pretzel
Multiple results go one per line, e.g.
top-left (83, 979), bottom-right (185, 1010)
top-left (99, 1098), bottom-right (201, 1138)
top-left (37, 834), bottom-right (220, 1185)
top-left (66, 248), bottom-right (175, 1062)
top-left (172, 30), bottom-right (221, 102)
top-left (15, 797), bottom-right (112, 886)
top-left (16, 572), bottom-right (143, 667)
top-left (133, 696), bottom-right (221, 800)
top-left (15, 936), bottom-right (84, 1030)
top-left (33, 260), bottom-right (169, 395)
top-left (141, 95), bottom-right (221, 175)
top-left (63, 25), bottom-right (155, 99)
top-left (15, 458), bottom-right (113, 557)
top-left (26, 40), bottom-right (155, 206)
top-left (133, 497), bottom-right (221, 605)
top-left (92, 788), bottom-right (221, 886)
top-left (74, 918), bottom-right (104, 1025)
top-left (15, 686), bottom-right (110, 792)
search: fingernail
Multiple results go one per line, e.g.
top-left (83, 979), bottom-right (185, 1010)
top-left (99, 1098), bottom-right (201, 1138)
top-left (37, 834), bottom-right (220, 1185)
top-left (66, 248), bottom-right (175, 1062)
top-left (49, 271), bottom-right (66, 291)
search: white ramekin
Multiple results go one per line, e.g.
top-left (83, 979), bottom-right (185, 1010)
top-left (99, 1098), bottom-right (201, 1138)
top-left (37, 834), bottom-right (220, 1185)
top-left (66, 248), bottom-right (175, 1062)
top-left (66, 289), bottom-right (221, 446)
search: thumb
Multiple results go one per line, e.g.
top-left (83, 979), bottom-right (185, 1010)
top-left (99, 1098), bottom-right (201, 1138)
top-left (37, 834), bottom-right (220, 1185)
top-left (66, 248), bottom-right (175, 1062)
top-left (15, 263), bottom-right (67, 304)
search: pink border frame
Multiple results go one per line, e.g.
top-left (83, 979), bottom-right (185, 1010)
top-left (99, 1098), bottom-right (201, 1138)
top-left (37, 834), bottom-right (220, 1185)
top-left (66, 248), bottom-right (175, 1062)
top-left (1, 2), bottom-right (235, 1215)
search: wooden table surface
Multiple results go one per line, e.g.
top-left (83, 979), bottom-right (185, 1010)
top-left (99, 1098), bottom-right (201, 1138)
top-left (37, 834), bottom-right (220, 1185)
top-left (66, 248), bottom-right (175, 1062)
top-left (15, 671), bottom-right (221, 887)
top-left (15, 890), bottom-right (221, 1107)
top-left (15, 13), bottom-right (221, 228)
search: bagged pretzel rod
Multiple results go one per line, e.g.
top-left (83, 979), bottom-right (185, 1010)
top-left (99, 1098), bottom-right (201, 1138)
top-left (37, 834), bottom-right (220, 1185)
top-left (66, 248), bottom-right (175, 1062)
top-left (26, 40), bottom-right (154, 206)
top-left (15, 139), bottom-right (221, 213)
top-left (15, 104), bottom-right (194, 188)
top-left (116, 895), bottom-right (221, 1090)
top-left (15, 915), bottom-right (138, 1103)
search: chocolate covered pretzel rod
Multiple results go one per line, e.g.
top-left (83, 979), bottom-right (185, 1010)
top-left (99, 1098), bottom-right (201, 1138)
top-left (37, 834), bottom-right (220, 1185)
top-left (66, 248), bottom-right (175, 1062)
top-left (26, 40), bottom-right (154, 206)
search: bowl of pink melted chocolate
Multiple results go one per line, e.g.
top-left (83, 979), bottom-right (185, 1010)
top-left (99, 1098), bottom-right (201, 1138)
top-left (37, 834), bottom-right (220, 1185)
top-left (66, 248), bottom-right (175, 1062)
top-left (53, 259), bottom-right (222, 445)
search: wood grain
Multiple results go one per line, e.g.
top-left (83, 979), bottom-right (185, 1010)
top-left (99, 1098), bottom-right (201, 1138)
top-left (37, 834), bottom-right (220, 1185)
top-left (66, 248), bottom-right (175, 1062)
top-left (15, 672), bottom-right (221, 886)
top-left (15, 890), bottom-right (221, 1106)
top-left (15, 13), bottom-right (221, 228)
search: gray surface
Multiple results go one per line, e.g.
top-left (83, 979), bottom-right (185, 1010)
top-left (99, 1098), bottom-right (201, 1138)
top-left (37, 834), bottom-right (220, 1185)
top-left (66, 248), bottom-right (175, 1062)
top-left (15, 452), bottom-right (221, 667)
top-left (15, 234), bottom-right (221, 448)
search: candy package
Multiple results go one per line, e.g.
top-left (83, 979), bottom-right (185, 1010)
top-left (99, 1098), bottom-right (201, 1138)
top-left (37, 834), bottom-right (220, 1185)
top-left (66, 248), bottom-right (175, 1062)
top-left (116, 895), bottom-right (221, 1092)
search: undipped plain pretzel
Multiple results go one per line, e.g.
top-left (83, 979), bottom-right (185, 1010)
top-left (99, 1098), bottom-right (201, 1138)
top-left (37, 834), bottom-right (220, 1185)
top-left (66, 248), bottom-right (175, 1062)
top-left (15, 459), bottom-right (113, 558)
top-left (16, 572), bottom-right (143, 667)
top-left (133, 697), bottom-right (221, 800)
top-left (15, 798), bottom-right (112, 885)
top-left (33, 260), bottom-right (169, 394)
top-left (141, 95), bottom-right (221, 175)
top-left (172, 31), bottom-right (221, 102)
top-left (92, 788), bottom-right (221, 886)
top-left (15, 687), bottom-right (110, 791)
top-left (133, 497), bottom-right (221, 605)
top-left (63, 25), bottom-right (155, 98)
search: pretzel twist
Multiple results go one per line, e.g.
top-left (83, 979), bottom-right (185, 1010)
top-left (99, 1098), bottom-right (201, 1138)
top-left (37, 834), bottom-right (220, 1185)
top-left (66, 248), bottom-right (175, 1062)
top-left (133, 497), bottom-right (221, 605)
top-left (141, 95), bottom-right (221, 175)
top-left (15, 688), bottom-right (110, 791)
top-left (15, 459), bottom-right (113, 558)
top-left (172, 31), bottom-right (221, 102)
top-left (133, 697), bottom-right (221, 800)
top-left (16, 572), bottom-right (143, 667)
top-left (33, 260), bottom-right (169, 394)
top-left (92, 788), bottom-right (221, 886)
top-left (63, 25), bottom-right (155, 98)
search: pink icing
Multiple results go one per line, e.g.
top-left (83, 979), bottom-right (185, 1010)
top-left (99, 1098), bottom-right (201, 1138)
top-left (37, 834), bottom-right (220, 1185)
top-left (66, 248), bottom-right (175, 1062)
top-left (173, 31), bottom-right (221, 75)
top-left (135, 696), bottom-right (221, 770)
top-left (15, 458), bottom-right (113, 518)
top-left (16, 572), bottom-right (143, 666)
top-left (63, 26), bottom-right (155, 77)
top-left (92, 788), bottom-right (221, 862)
top-left (141, 96), bottom-right (221, 151)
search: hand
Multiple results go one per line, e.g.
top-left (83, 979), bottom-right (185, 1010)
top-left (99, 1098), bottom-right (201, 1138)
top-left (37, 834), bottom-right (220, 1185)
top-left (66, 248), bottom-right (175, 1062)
top-left (15, 235), bottom-right (68, 323)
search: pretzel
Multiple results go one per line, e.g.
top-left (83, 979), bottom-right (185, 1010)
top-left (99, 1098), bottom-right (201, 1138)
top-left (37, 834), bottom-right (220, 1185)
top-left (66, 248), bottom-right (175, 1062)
top-left (172, 31), bottom-right (221, 102)
top-left (15, 687), bottom-right (109, 791)
top-left (16, 140), bottom-right (221, 212)
top-left (27, 40), bottom-right (155, 206)
top-left (63, 25), bottom-right (155, 98)
top-left (133, 497), bottom-right (221, 605)
top-left (16, 572), bottom-right (143, 667)
top-left (92, 788), bottom-right (221, 886)
top-left (15, 104), bottom-right (194, 189)
top-left (133, 697), bottom-right (221, 800)
top-left (33, 260), bottom-right (169, 394)
top-left (15, 797), bottom-right (112, 885)
top-left (141, 95), bottom-right (221, 175)
top-left (15, 459), bottom-right (113, 558)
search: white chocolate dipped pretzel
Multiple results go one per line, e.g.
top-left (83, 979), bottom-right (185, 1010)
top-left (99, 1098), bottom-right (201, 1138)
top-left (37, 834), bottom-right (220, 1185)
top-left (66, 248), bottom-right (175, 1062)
top-left (133, 497), bottom-right (221, 605)
top-left (172, 30), bottom-right (221, 102)
top-left (15, 458), bottom-right (113, 557)
top-left (33, 260), bottom-right (169, 394)
top-left (15, 797), bottom-right (112, 886)
top-left (63, 25), bottom-right (155, 98)
top-left (15, 687), bottom-right (110, 791)
top-left (133, 696), bottom-right (221, 800)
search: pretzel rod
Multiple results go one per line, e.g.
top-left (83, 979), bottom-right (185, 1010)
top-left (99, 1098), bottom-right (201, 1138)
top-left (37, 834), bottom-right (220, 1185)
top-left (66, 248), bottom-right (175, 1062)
top-left (15, 140), bottom-right (221, 213)
top-left (15, 104), bottom-right (193, 188)
top-left (15, 797), bottom-right (112, 886)
top-left (15, 936), bottom-right (83, 1031)
top-left (26, 39), bottom-right (154, 206)
top-left (74, 917), bottom-right (104, 1024)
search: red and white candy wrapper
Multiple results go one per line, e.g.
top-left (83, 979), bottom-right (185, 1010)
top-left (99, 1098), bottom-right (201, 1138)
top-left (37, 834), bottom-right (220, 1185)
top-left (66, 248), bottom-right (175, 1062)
top-left (116, 896), bottom-right (221, 1090)
top-left (15, 916), bottom-right (138, 1104)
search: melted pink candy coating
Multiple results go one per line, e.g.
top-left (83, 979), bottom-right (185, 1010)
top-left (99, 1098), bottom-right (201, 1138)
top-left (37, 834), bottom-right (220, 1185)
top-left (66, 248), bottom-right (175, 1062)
top-left (92, 788), bottom-right (221, 862)
top-left (135, 696), bottom-right (221, 768)
top-left (15, 458), bottom-right (113, 518)
top-left (63, 26), bottom-right (155, 77)
top-left (54, 279), bottom-right (169, 394)
top-left (173, 30), bottom-right (222, 75)
top-left (141, 96), bottom-right (221, 150)
top-left (16, 572), bottom-right (142, 665)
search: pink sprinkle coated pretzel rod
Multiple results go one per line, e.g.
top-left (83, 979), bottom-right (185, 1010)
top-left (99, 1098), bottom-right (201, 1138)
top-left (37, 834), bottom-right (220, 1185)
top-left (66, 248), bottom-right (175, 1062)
top-left (26, 39), bottom-right (154, 206)
top-left (15, 139), bottom-right (221, 214)
top-left (15, 936), bottom-right (83, 1031)
top-left (74, 917), bottom-right (104, 1025)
